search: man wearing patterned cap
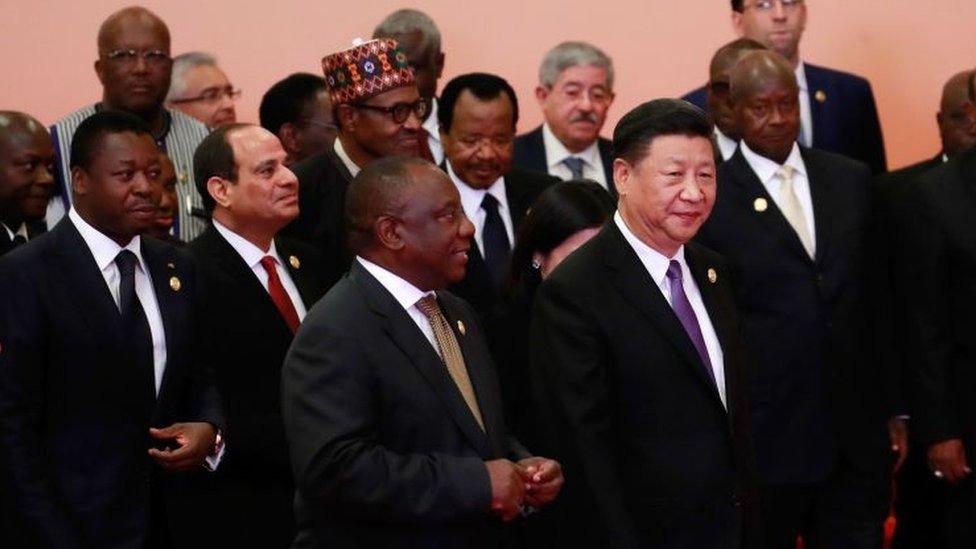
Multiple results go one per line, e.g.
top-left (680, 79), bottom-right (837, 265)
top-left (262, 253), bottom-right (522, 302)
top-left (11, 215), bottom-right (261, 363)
top-left (282, 38), bottom-right (427, 274)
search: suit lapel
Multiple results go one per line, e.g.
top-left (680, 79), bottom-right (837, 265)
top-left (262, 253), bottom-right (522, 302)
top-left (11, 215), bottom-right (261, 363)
top-left (142, 239), bottom-right (183, 410)
top-left (524, 126), bottom-right (549, 174)
top-left (352, 264), bottom-right (493, 458)
top-left (684, 246), bottom-right (735, 415)
top-left (805, 63), bottom-right (827, 147)
top-left (504, 171), bottom-right (533, 230)
top-left (276, 239), bottom-right (318, 310)
top-left (800, 148), bottom-right (834, 267)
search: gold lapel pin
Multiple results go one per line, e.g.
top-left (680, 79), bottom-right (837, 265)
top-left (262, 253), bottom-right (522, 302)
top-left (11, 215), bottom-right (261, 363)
top-left (166, 262), bottom-right (175, 269)
top-left (289, 255), bottom-right (301, 269)
top-left (707, 268), bottom-right (718, 284)
top-left (753, 197), bottom-right (768, 212)
top-left (457, 320), bottom-right (466, 336)
top-left (815, 90), bottom-right (827, 103)
top-left (169, 276), bottom-right (181, 292)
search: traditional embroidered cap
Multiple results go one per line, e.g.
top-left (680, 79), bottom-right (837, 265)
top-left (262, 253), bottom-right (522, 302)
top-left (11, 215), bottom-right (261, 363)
top-left (322, 38), bottom-right (415, 106)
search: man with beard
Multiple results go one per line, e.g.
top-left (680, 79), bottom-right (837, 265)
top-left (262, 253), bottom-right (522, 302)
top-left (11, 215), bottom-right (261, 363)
top-left (0, 112), bottom-right (55, 256)
top-left (49, 6), bottom-right (210, 241)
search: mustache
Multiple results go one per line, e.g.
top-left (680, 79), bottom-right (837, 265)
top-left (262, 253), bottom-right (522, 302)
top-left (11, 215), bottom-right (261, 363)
top-left (569, 112), bottom-right (600, 124)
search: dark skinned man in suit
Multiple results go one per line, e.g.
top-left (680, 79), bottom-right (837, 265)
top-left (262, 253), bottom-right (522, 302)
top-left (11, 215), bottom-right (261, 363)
top-left (0, 111), bottom-right (55, 256)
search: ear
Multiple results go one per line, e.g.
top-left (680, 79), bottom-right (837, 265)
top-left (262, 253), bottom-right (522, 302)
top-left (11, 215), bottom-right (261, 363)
top-left (336, 104), bottom-right (357, 133)
top-left (731, 11), bottom-right (745, 36)
top-left (535, 85), bottom-right (550, 108)
top-left (71, 167), bottom-right (88, 197)
top-left (965, 101), bottom-right (976, 135)
top-left (612, 157), bottom-right (632, 197)
top-left (434, 52), bottom-right (446, 80)
top-left (375, 215), bottom-right (405, 251)
top-left (94, 59), bottom-right (107, 87)
top-left (278, 122), bottom-right (301, 157)
top-left (206, 176), bottom-right (232, 210)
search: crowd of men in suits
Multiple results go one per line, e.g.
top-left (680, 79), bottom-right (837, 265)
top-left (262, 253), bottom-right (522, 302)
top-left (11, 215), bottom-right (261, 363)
top-left (0, 1), bottom-right (974, 548)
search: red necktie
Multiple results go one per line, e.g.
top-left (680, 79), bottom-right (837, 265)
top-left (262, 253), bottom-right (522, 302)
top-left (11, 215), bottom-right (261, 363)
top-left (418, 128), bottom-right (436, 163)
top-left (260, 256), bottom-right (300, 333)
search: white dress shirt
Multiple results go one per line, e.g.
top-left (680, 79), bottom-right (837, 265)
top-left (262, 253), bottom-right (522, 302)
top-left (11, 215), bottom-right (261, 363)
top-left (334, 137), bottom-right (361, 177)
top-left (542, 123), bottom-right (609, 189)
top-left (68, 208), bottom-right (167, 393)
top-left (714, 128), bottom-right (738, 161)
top-left (2, 222), bottom-right (29, 242)
top-left (740, 141), bottom-right (817, 251)
top-left (357, 256), bottom-right (441, 357)
top-left (212, 220), bottom-right (307, 321)
top-left (446, 160), bottom-right (515, 255)
top-left (796, 62), bottom-right (814, 148)
top-left (614, 212), bottom-right (727, 408)
top-left (422, 98), bottom-right (445, 165)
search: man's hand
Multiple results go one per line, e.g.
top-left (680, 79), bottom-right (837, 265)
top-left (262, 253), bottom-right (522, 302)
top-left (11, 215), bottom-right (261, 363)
top-left (888, 417), bottom-right (909, 473)
top-left (517, 457), bottom-right (563, 508)
top-left (148, 422), bottom-right (217, 472)
top-left (928, 438), bottom-right (971, 484)
top-left (485, 459), bottom-right (525, 522)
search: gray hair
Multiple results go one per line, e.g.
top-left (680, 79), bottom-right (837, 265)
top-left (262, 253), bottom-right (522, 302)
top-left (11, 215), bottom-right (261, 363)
top-left (372, 9), bottom-right (441, 55)
top-left (167, 51), bottom-right (219, 101)
top-left (538, 41), bottom-right (614, 90)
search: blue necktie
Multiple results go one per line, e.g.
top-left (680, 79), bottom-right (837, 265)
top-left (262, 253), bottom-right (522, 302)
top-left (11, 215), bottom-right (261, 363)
top-left (481, 193), bottom-right (511, 289)
top-left (562, 156), bottom-right (585, 180)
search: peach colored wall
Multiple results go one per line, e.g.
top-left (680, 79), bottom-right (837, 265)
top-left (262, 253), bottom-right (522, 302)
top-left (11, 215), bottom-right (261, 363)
top-left (2, 1), bottom-right (974, 169)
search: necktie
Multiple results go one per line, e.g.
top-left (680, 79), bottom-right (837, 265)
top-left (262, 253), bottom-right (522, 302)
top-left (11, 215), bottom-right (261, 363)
top-left (562, 156), bottom-right (586, 180)
top-left (480, 193), bottom-right (511, 289)
top-left (260, 256), bottom-right (300, 333)
top-left (415, 295), bottom-right (484, 430)
top-left (11, 234), bottom-right (26, 247)
top-left (417, 128), bottom-right (436, 163)
top-left (115, 250), bottom-right (156, 399)
top-left (665, 260), bottom-right (715, 386)
top-left (775, 166), bottom-right (815, 258)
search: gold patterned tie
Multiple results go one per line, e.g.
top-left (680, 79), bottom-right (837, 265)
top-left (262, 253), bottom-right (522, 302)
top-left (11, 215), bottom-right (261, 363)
top-left (775, 165), bottom-right (815, 258)
top-left (415, 295), bottom-right (485, 430)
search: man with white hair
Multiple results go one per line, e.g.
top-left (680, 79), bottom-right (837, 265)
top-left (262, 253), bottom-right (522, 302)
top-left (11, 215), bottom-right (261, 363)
top-left (513, 41), bottom-right (616, 195)
top-left (166, 51), bottom-right (239, 128)
top-left (373, 8), bottom-right (446, 164)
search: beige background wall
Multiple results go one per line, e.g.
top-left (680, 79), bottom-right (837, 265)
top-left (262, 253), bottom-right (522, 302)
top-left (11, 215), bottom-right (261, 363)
top-left (2, 1), bottom-right (974, 169)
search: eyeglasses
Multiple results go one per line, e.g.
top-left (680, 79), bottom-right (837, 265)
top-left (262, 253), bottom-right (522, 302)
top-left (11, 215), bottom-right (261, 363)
top-left (555, 86), bottom-right (612, 106)
top-left (744, 0), bottom-right (804, 12)
top-left (103, 48), bottom-right (171, 67)
top-left (353, 99), bottom-right (428, 124)
top-left (170, 87), bottom-right (242, 105)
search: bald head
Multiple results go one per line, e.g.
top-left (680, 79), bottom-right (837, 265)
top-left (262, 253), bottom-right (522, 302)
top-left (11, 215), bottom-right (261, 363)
top-left (0, 112), bottom-right (46, 142)
top-left (710, 38), bottom-right (767, 80)
top-left (707, 38), bottom-right (767, 139)
top-left (730, 50), bottom-right (800, 163)
top-left (0, 111), bottom-right (55, 228)
top-left (95, 7), bottom-right (172, 119)
top-left (937, 70), bottom-right (976, 156)
top-left (97, 6), bottom-right (169, 52)
top-left (729, 50), bottom-right (798, 105)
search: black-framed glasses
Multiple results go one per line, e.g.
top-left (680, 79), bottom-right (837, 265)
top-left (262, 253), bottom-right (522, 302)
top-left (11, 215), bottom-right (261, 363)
top-left (353, 99), bottom-right (428, 124)
top-left (744, 0), bottom-right (803, 12)
top-left (103, 48), bottom-right (171, 67)
top-left (170, 87), bottom-right (242, 105)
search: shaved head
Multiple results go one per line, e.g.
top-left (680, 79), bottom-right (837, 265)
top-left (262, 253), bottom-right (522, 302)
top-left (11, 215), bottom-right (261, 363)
top-left (731, 50), bottom-right (800, 163)
top-left (0, 111), bottom-right (46, 142)
top-left (937, 70), bottom-right (976, 156)
top-left (346, 156), bottom-right (429, 253)
top-left (941, 71), bottom-right (973, 114)
top-left (97, 6), bottom-right (169, 52)
top-left (707, 38), bottom-right (767, 139)
top-left (710, 38), bottom-right (767, 80)
top-left (729, 50), bottom-right (798, 105)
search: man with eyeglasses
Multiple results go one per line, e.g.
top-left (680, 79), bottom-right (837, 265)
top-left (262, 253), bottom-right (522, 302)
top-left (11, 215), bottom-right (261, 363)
top-left (683, 0), bottom-right (888, 175)
top-left (438, 73), bottom-right (557, 316)
top-left (259, 73), bottom-right (337, 167)
top-left (282, 38), bottom-right (427, 275)
top-left (49, 6), bottom-right (211, 242)
top-left (166, 51), bottom-right (239, 128)
top-left (514, 41), bottom-right (617, 196)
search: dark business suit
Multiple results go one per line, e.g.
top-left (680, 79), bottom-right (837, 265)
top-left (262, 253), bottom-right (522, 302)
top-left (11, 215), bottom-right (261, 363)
top-left (530, 222), bottom-right (759, 549)
top-left (696, 147), bottom-right (893, 547)
top-left (684, 62), bottom-right (887, 173)
top-left (282, 260), bottom-right (530, 548)
top-left (0, 222), bottom-right (44, 257)
top-left (0, 219), bottom-right (222, 549)
top-left (900, 146), bottom-right (976, 547)
top-left (177, 226), bottom-right (331, 548)
top-left (447, 165), bottom-right (556, 315)
top-left (280, 146), bottom-right (353, 287)
top-left (513, 125), bottom-right (617, 198)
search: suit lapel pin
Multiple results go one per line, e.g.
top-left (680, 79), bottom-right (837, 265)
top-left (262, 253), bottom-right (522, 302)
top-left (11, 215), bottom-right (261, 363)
top-left (169, 276), bottom-right (181, 292)
top-left (815, 90), bottom-right (827, 103)
top-left (753, 197), bottom-right (768, 212)
top-left (166, 262), bottom-right (175, 269)
top-left (457, 320), bottom-right (466, 336)
top-left (707, 268), bottom-right (718, 284)
top-left (289, 255), bottom-right (301, 269)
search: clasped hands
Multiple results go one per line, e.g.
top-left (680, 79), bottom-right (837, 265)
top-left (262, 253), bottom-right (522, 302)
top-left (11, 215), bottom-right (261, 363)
top-left (486, 457), bottom-right (564, 522)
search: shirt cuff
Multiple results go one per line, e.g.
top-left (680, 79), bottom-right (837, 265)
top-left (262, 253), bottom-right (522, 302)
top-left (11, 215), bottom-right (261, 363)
top-left (203, 431), bottom-right (225, 472)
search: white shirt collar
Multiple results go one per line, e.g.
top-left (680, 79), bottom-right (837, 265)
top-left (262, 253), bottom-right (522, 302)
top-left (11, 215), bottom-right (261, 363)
top-left (423, 98), bottom-right (441, 144)
top-left (445, 159), bottom-right (507, 221)
top-left (613, 211), bottom-right (687, 289)
top-left (68, 207), bottom-right (145, 273)
top-left (795, 61), bottom-right (808, 92)
top-left (212, 219), bottom-right (281, 270)
top-left (1, 222), bottom-right (27, 241)
top-left (542, 122), bottom-right (601, 170)
top-left (740, 140), bottom-right (806, 184)
top-left (714, 128), bottom-right (738, 161)
top-left (356, 256), bottom-right (432, 311)
top-left (334, 137), bottom-right (361, 177)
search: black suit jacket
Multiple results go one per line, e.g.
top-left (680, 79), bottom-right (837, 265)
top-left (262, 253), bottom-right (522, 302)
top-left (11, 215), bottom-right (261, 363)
top-left (530, 223), bottom-right (758, 549)
top-left (696, 147), bottom-right (892, 485)
top-left (0, 221), bottom-right (45, 257)
top-left (447, 165), bottom-right (556, 315)
top-left (683, 62), bottom-right (887, 174)
top-left (282, 260), bottom-right (529, 548)
top-left (513, 125), bottom-right (617, 198)
top-left (0, 219), bottom-right (222, 549)
top-left (280, 147), bottom-right (353, 287)
top-left (901, 146), bottom-right (976, 450)
top-left (180, 227), bottom-right (332, 548)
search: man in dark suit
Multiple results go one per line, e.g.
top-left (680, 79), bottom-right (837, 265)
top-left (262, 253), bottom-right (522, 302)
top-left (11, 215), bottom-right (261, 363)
top-left (0, 111), bottom-right (222, 548)
top-left (702, 39), bottom-right (767, 162)
top-left (179, 124), bottom-right (332, 547)
top-left (282, 38), bottom-right (426, 277)
top-left (683, 0), bottom-right (887, 174)
top-left (281, 156), bottom-right (563, 548)
top-left (531, 98), bottom-right (758, 548)
top-left (513, 41), bottom-right (616, 195)
top-left (0, 111), bottom-right (55, 256)
top-left (695, 50), bottom-right (897, 548)
top-left (438, 73), bottom-right (557, 315)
